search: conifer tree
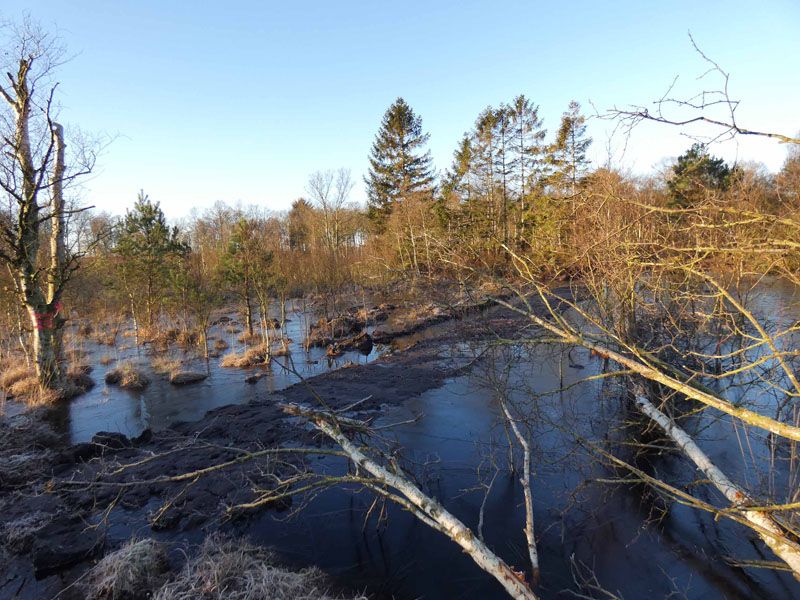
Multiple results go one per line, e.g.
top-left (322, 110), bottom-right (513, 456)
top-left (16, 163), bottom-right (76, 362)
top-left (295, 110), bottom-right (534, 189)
top-left (549, 100), bottom-right (591, 195)
top-left (668, 143), bottom-right (731, 208)
top-left (507, 95), bottom-right (547, 238)
top-left (115, 192), bottom-right (188, 332)
top-left (365, 98), bottom-right (435, 232)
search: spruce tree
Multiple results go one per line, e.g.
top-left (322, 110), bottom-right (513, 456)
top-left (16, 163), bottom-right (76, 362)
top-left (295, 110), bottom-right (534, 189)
top-left (549, 100), bottom-right (591, 195)
top-left (507, 95), bottom-right (547, 237)
top-left (365, 98), bottom-right (435, 231)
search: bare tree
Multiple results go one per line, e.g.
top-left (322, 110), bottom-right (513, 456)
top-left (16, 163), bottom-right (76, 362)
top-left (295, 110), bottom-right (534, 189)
top-left (0, 19), bottom-right (96, 392)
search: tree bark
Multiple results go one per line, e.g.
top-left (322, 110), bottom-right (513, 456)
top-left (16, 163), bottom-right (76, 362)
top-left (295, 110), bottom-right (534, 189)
top-left (634, 389), bottom-right (800, 578)
top-left (286, 404), bottom-right (538, 600)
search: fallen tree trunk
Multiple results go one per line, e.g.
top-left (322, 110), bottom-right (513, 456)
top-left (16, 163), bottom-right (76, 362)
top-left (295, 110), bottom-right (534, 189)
top-left (634, 388), bottom-right (800, 578)
top-left (283, 403), bottom-right (537, 600)
top-left (492, 296), bottom-right (800, 442)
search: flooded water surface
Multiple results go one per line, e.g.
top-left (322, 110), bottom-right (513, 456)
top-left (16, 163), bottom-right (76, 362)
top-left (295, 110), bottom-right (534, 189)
top-left (9, 287), bottom-right (800, 599)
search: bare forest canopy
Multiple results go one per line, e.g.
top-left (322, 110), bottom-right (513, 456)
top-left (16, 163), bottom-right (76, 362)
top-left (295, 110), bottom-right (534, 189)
top-left (2, 16), bottom-right (800, 600)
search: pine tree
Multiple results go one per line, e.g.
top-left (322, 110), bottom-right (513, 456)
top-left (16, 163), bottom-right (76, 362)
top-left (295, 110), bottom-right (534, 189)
top-left (668, 143), bottom-right (731, 208)
top-left (365, 98), bottom-right (435, 232)
top-left (549, 100), bottom-right (591, 196)
top-left (115, 191), bottom-right (188, 331)
top-left (114, 192), bottom-right (189, 335)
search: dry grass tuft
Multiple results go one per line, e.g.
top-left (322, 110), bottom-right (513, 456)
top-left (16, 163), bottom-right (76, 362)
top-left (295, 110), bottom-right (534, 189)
top-left (83, 537), bottom-right (169, 600)
top-left (0, 365), bottom-right (33, 392)
top-left (213, 338), bottom-right (229, 351)
top-left (9, 376), bottom-right (41, 399)
top-left (3, 511), bottom-right (54, 553)
top-left (153, 536), bottom-right (366, 600)
top-left (105, 362), bottom-right (150, 390)
top-left (220, 344), bottom-right (269, 368)
top-left (66, 365), bottom-right (95, 397)
top-left (237, 331), bottom-right (259, 344)
top-left (25, 385), bottom-right (60, 406)
top-left (99, 355), bottom-right (115, 366)
top-left (150, 357), bottom-right (182, 375)
top-left (220, 351), bottom-right (244, 368)
top-left (176, 330), bottom-right (200, 349)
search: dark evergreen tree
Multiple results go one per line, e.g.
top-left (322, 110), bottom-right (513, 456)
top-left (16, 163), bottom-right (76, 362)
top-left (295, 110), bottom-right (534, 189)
top-left (366, 98), bottom-right (435, 231)
top-left (115, 191), bottom-right (188, 330)
top-left (507, 95), bottom-right (547, 238)
top-left (549, 100), bottom-right (591, 195)
top-left (668, 143), bottom-right (732, 207)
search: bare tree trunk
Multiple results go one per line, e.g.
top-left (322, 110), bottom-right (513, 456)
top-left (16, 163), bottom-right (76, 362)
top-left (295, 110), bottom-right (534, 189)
top-left (635, 389), bottom-right (800, 577)
top-left (500, 400), bottom-right (540, 583)
top-left (244, 282), bottom-right (254, 336)
top-left (286, 405), bottom-right (538, 600)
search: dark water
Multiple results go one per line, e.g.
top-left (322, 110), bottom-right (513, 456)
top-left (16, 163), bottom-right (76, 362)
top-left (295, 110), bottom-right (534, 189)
top-left (244, 340), bottom-right (799, 599)
top-left (10, 288), bottom-right (800, 598)
top-left (43, 302), bottom-right (382, 442)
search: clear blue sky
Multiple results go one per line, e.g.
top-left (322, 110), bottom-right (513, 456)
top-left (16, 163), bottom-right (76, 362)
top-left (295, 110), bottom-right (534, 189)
top-left (3, 1), bottom-right (799, 219)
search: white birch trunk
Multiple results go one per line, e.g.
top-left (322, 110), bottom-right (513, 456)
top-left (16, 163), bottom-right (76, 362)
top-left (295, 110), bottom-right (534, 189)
top-left (288, 406), bottom-right (537, 599)
top-left (634, 391), bottom-right (800, 578)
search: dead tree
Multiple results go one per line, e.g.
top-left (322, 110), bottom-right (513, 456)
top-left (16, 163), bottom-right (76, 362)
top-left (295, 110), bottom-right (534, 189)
top-left (0, 20), bottom-right (96, 392)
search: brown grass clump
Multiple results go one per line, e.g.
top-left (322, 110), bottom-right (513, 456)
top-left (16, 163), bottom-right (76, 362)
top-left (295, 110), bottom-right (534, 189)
top-left (237, 331), bottom-right (258, 344)
top-left (153, 536), bottom-right (366, 600)
top-left (242, 344), bottom-right (268, 365)
top-left (0, 365), bottom-right (32, 392)
top-left (83, 537), bottom-right (169, 600)
top-left (0, 365), bottom-right (61, 404)
top-left (9, 376), bottom-right (40, 399)
top-left (213, 338), bottom-right (229, 351)
top-left (220, 344), bottom-right (269, 368)
top-left (105, 363), bottom-right (150, 390)
top-left (150, 357), bottom-right (182, 375)
top-left (176, 330), bottom-right (199, 349)
top-left (66, 365), bottom-right (95, 397)
top-left (99, 355), bottom-right (115, 366)
top-left (220, 351), bottom-right (244, 368)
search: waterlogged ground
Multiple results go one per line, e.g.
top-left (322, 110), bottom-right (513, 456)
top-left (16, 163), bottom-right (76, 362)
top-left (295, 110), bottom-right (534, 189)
top-left (247, 341), bottom-right (800, 599)
top-left (48, 303), bottom-right (382, 443)
top-left (4, 287), bottom-right (800, 599)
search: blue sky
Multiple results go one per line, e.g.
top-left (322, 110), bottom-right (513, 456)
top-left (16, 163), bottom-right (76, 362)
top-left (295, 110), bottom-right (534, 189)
top-left (3, 1), bottom-right (799, 218)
